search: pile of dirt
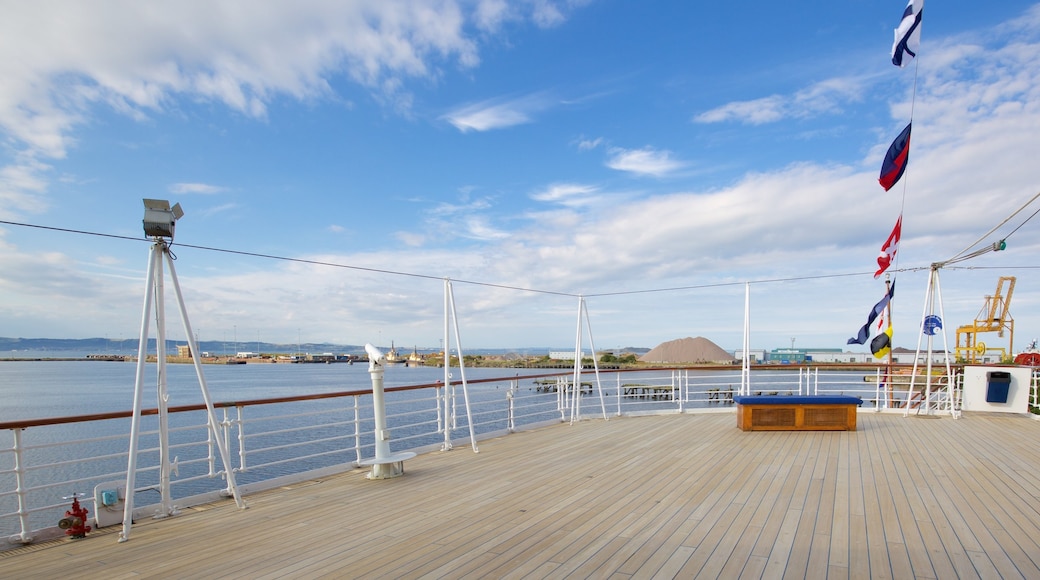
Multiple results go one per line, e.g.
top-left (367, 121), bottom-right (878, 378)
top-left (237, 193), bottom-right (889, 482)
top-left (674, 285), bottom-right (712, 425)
top-left (639, 336), bottom-right (735, 364)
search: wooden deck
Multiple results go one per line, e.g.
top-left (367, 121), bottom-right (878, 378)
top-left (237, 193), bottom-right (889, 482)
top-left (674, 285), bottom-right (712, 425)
top-left (4, 411), bottom-right (1040, 578)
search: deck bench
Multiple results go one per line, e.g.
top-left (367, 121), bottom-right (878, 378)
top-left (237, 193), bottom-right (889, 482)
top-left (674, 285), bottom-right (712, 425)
top-left (732, 395), bottom-right (863, 431)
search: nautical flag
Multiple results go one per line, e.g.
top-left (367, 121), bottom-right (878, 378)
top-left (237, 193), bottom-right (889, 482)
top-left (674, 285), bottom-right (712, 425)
top-left (848, 281), bottom-right (896, 345)
top-left (879, 123), bottom-right (911, 191)
top-left (871, 324), bottom-right (893, 359)
top-left (874, 215), bottom-right (902, 278)
top-left (892, 0), bottom-right (924, 67)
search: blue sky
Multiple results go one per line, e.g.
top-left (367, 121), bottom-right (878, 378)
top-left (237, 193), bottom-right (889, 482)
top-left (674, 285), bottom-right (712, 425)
top-left (2, 0), bottom-right (1040, 354)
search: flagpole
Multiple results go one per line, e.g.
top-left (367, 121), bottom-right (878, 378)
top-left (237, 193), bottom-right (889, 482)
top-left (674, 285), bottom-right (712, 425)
top-left (885, 275), bottom-right (894, 409)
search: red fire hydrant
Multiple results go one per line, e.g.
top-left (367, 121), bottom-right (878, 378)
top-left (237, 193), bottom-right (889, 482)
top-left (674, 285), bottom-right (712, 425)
top-left (58, 493), bottom-right (91, 539)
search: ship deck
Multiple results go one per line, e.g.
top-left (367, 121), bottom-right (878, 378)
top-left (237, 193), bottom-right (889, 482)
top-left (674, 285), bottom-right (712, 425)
top-left (3, 411), bottom-right (1040, 578)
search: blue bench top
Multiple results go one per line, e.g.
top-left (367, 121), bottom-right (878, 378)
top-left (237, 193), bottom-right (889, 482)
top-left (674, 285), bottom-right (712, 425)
top-left (732, 395), bottom-right (863, 406)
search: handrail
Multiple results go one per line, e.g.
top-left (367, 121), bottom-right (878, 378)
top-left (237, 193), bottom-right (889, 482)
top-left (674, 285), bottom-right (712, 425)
top-left (0, 373), bottom-right (577, 431)
top-left (0, 366), bottom-right (934, 545)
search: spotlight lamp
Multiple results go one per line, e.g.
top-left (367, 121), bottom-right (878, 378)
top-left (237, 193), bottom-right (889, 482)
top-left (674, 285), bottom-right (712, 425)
top-left (142, 198), bottom-right (184, 240)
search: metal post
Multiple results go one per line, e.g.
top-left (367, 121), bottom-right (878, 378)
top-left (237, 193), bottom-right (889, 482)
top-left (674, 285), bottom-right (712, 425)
top-left (570, 295), bottom-right (583, 423)
top-left (579, 297), bottom-right (608, 420)
top-left (121, 242), bottom-right (160, 542)
top-left (165, 248), bottom-right (244, 505)
top-left (154, 254), bottom-right (172, 519)
top-left (10, 429), bottom-right (32, 543)
top-left (353, 396), bottom-right (362, 465)
top-left (446, 281), bottom-right (478, 452)
top-left (742, 282), bottom-right (751, 396)
top-left (441, 278), bottom-right (452, 451)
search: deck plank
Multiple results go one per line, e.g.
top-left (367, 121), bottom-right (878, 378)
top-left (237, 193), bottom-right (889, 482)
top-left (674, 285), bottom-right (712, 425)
top-left (3, 411), bottom-right (1040, 579)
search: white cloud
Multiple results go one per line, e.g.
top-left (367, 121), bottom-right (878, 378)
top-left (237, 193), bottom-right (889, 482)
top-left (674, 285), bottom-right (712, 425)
top-left (442, 93), bottom-right (552, 132)
top-left (395, 231), bottom-right (425, 247)
top-left (694, 76), bottom-right (866, 125)
top-left (0, 2), bottom-right (487, 160)
top-left (0, 1), bottom-right (586, 232)
top-left (473, 0), bottom-right (589, 31)
top-left (575, 136), bottom-right (603, 151)
top-left (0, 157), bottom-right (51, 219)
top-left (606, 147), bottom-right (686, 177)
top-left (530, 183), bottom-right (597, 202)
top-left (198, 203), bottom-right (240, 219)
top-left (169, 183), bottom-right (229, 195)
top-left (463, 216), bottom-right (510, 240)
top-left (421, 194), bottom-right (509, 242)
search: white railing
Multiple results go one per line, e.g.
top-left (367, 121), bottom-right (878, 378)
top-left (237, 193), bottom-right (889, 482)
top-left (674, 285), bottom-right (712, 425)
top-left (1, 366), bottom-right (898, 545)
top-left (1032, 369), bottom-right (1039, 414)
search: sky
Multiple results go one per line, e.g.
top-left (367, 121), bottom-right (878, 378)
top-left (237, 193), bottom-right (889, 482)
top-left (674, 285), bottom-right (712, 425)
top-left (2, 0), bottom-right (1040, 355)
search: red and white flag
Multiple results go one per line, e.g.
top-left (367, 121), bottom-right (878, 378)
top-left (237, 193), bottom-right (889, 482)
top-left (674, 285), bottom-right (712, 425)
top-left (874, 215), bottom-right (902, 279)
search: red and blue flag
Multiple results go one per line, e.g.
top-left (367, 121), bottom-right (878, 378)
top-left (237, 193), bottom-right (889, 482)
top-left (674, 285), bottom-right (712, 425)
top-left (879, 123), bottom-right (911, 191)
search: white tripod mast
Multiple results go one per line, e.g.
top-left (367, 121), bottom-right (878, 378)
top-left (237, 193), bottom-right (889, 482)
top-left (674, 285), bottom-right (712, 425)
top-left (120, 199), bottom-right (245, 543)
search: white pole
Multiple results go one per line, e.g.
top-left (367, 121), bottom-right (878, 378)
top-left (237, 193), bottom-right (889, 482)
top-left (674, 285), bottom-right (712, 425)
top-left (570, 295), bottom-right (584, 423)
top-left (906, 268), bottom-right (935, 416)
top-left (165, 250), bottom-right (244, 507)
top-left (446, 280), bottom-right (478, 452)
top-left (580, 298), bottom-right (608, 420)
top-left (120, 242), bottom-right (160, 543)
top-left (933, 273), bottom-right (959, 417)
top-left (586, 297), bottom-right (607, 419)
top-left (742, 282), bottom-right (751, 396)
top-left (442, 278), bottom-right (452, 451)
top-left (154, 248), bottom-right (172, 519)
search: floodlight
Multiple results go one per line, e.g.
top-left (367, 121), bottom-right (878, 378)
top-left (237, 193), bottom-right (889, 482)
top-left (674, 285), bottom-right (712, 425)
top-left (142, 198), bottom-right (183, 240)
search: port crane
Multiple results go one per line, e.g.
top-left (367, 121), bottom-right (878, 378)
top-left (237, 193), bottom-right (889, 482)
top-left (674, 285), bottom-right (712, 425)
top-left (954, 276), bottom-right (1015, 363)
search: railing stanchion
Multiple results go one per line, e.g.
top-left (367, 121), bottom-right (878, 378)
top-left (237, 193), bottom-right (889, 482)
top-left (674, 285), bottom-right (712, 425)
top-left (354, 395), bottom-right (362, 465)
top-left (10, 428), bottom-right (33, 543)
top-left (235, 406), bottom-right (246, 472)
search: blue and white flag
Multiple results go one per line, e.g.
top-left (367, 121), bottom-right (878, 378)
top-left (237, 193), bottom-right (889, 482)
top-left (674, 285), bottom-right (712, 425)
top-left (892, 0), bottom-right (924, 67)
top-left (848, 282), bottom-right (896, 345)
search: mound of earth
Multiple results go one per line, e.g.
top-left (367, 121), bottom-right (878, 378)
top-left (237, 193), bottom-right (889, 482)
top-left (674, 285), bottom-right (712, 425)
top-left (639, 336), bottom-right (735, 364)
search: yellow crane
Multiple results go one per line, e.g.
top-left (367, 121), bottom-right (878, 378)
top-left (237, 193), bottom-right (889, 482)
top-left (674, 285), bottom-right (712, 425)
top-left (955, 276), bottom-right (1015, 363)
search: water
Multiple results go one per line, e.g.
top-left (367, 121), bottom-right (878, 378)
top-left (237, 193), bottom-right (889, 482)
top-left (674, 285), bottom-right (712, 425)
top-left (0, 360), bottom-right (543, 422)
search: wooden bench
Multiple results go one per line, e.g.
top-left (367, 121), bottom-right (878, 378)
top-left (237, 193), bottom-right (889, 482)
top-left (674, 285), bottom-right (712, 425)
top-left (732, 395), bottom-right (862, 431)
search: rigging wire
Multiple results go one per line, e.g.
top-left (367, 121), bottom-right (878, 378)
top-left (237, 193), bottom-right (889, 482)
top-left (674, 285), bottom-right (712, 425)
top-left (2, 218), bottom-right (911, 298)
top-left (939, 190), bottom-right (1040, 267)
top-left (1, 218), bottom-right (1038, 301)
top-left (888, 35), bottom-right (922, 279)
top-left (0, 219), bottom-right (572, 296)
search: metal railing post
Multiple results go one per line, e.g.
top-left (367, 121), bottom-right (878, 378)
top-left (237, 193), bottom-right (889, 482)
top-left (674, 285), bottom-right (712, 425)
top-left (235, 406), bottom-right (247, 472)
top-left (507, 390), bottom-right (515, 433)
top-left (354, 395), bottom-right (362, 465)
top-left (10, 429), bottom-right (33, 543)
top-left (616, 374), bottom-right (622, 416)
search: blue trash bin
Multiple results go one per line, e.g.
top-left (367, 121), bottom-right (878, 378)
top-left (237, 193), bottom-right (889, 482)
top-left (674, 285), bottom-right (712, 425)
top-left (986, 371), bottom-right (1011, 403)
